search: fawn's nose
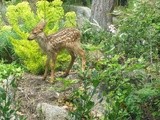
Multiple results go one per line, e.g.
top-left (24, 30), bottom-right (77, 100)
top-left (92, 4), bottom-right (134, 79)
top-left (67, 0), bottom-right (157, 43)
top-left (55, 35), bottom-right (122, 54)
top-left (27, 35), bottom-right (34, 40)
top-left (27, 37), bottom-right (32, 40)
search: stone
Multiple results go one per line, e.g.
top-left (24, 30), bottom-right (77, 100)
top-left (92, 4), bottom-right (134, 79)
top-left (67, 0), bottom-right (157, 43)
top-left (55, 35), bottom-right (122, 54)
top-left (36, 103), bottom-right (68, 120)
top-left (69, 5), bottom-right (91, 27)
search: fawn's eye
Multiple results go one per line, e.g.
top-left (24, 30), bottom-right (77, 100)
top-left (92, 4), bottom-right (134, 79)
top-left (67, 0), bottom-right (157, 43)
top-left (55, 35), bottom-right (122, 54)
top-left (33, 31), bottom-right (37, 34)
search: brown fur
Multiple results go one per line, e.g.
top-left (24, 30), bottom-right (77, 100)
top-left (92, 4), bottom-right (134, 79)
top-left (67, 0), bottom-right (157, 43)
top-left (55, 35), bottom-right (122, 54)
top-left (28, 20), bottom-right (86, 83)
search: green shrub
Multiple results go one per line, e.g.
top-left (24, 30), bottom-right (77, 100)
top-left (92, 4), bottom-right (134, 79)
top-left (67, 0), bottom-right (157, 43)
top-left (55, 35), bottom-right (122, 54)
top-left (0, 26), bottom-right (19, 63)
top-left (10, 39), bottom-right (46, 74)
top-left (6, 0), bottom-right (77, 74)
top-left (81, 22), bottom-right (109, 45)
top-left (95, 54), bottom-right (160, 119)
top-left (0, 62), bottom-right (23, 81)
top-left (70, 70), bottom-right (100, 119)
top-left (115, 0), bottom-right (160, 61)
top-left (0, 62), bottom-right (25, 119)
top-left (69, 0), bottom-right (160, 119)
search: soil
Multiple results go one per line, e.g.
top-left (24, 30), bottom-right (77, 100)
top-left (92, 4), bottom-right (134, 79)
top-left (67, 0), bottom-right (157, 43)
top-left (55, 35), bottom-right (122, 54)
top-left (16, 72), bottom-right (81, 120)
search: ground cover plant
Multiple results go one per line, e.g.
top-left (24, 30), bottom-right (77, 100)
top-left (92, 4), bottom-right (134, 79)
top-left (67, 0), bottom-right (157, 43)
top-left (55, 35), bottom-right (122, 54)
top-left (0, 62), bottom-right (24, 119)
top-left (70, 0), bottom-right (160, 119)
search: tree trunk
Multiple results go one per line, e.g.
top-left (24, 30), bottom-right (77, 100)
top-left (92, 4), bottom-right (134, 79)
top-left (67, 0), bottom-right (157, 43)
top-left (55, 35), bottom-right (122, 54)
top-left (0, 0), bottom-right (9, 25)
top-left (27, 0), bottom-right (37, 14)
top-left (90, 0), bottom-right (115, 30)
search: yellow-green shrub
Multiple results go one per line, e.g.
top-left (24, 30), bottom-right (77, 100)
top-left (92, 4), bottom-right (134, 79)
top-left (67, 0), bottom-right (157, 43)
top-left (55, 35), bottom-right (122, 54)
top-left (64, 12), bottom-right (77, 27)
top-left (10, 38), bottom-right (46, 74)
top-left (6, 0), bottom-right (77, 74)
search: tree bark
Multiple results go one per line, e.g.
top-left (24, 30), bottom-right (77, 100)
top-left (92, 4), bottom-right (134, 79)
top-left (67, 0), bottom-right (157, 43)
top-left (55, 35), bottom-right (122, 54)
top-left (90, 0), bottom-right (115, 30)
top-left (27, 0), bottom-right (37, 14)
top-left (0, 0), bottom-right (9, 25)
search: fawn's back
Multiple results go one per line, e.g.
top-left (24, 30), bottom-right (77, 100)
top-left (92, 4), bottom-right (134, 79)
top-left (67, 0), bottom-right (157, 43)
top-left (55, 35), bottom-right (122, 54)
top-left (46, 28), bottom-right (81, 53)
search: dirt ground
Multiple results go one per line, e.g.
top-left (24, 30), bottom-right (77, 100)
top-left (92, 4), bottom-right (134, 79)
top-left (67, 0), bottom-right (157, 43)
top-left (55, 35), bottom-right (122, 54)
top-left (16, 72), bottom-right (81, 120)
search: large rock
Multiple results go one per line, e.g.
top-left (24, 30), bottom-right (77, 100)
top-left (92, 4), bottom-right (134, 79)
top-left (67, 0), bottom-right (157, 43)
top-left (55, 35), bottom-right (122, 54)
top-left (36, 103), bottom-right (68, 120)
top-left (69, 5), bottom-right (91, 27)
top-left (91, 90), bottom-right (106, 118)
top-left (70, 6), bottom-right (91, 19)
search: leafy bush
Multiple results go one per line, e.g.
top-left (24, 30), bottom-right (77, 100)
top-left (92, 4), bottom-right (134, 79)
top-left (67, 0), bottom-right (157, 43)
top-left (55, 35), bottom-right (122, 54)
top-left (0, 80), bottom-right (26, 120)
top-left (115, 0), bottom-right (160, 61)
top-left (70, 53), bottom-right (160, 119)
top-left (0, 26), bottom-right (18, 63)
top-left (70, 70), bottom-right (100, 119)
top-left (0, 62), bottom-right (23, 81)
top-left (0, 62), bottom-right (24, 119)
top-left (70, 1), bottom-right (160, 119)
top-left (10, 39), bottom-right (46, 74)
top-left (98, 55), bottom-right (160, 120)
top-left (82, 0), bottom-right (160, 63)
top-left (6, 0), bottom-right (77, 74)
top-left (81, 22), bottom-right (109, 45)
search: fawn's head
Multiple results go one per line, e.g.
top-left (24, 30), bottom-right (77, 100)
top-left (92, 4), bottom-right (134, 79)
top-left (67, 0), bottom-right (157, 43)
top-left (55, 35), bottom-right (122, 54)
top-left (28, 20), bottom-right (46, 40)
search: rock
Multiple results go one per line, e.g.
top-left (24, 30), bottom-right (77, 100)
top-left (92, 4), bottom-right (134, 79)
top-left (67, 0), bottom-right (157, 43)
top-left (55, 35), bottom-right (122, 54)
top-left (66, 72), bottom-right (79, 80)
top-left (91, 91), bottom-right (106, 118)
top-left (88, 50), bottom-right (104, 61)
top-left (69, 5), bottom-right (91, 27)
top-left (1, 75), bottom-right (15, 88)
top-left (70, 6), bottom-right (91, 19)
top-left (36, 103), bottom-right (68, 120)
top-left (0, 75), bottom-right (16, 97)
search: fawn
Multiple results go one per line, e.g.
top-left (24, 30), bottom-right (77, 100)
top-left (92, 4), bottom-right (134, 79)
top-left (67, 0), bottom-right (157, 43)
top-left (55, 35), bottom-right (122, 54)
top-left (27, 20), bottom-right (86, 83)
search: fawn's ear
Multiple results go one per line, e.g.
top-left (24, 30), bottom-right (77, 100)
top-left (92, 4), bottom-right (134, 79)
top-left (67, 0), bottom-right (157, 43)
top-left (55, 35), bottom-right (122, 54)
top-left (37, 19), bottom-right (47, 30)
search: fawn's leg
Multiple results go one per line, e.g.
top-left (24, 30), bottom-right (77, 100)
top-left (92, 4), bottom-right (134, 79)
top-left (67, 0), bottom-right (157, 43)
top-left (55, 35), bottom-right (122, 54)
top-left (50, 54), bottom-right (57, 83)
top-left (79, 49), bottom-right (86, 72)
top-left (63, 50), bottom-right (76, 77)
top-left (43, 56), bottom-right (50, 80)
